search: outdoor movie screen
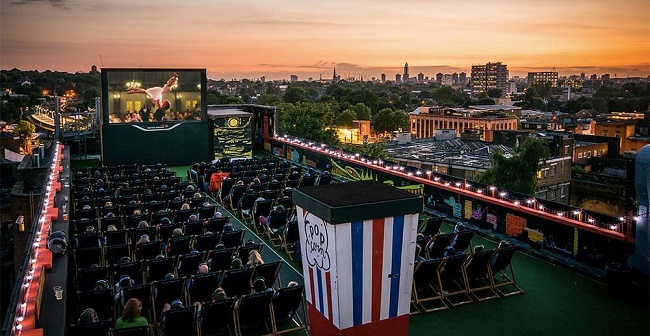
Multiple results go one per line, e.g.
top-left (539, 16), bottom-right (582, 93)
top-left (105, 69), bottom-right (204, 124)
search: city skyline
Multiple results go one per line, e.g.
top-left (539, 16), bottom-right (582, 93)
top-left (1, 0), bottom-right (648, 81)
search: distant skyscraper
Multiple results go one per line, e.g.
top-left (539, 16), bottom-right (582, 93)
top-left (451, 73), bottom-right (459, 85)
top-left (436, 73), bottom-right (443, 85)
top-left (403, 62), bottom-right (409, 82)
top-left (459, 72), bottom-right (467, 86)
top-left (381, 73), bottom-right (386, 83)
top-left (417, 73), bottom-right (424, 83)
top-left (260, 76), bottom-right (266, 83)
top-left (396, 74), bottom-right (402, 83)
top-left (290, 75), bottom-right (298, 82)
top-left (527, 72), bottom-right (558, 87)
top-left (470, 62), bottom-right (508, 96)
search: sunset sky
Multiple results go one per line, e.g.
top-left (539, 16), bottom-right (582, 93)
top-left (1, 0), bottom-right (648, 80)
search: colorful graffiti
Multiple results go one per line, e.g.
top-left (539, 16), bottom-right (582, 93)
top-left (329, 158), bottom-right (424, 195)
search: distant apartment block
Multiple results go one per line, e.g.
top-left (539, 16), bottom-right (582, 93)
top-left (290, 74), bottom-right (298, 82)
top-left (409, 106), bottom-right (519, 142)
top-left (527, 72), bottom-right (559, 87)
top-left (470, 62), bottom-right (508, 96)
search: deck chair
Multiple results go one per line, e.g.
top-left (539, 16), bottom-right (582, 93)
top-left (130, 226), bottom-right (157, 246)
top-left (463, 249), bottom-right (499, 302)
top-left (452, 229), bottom-right (476, 253)
top-left (100, 216), bottom-right (123, 231)
top-left (250, 199), bottom-right (273, 233)
top-left (153, 278), bottom-right (188, 322)
top-left (114, 261), bottom-right (144, 285)
top-left (166, 236), bottom-right (193, 257)
top-left (144, 256), bottom-right (175, 282)
top-left (104, 229), bottom-right (128, 246)
top-left (159, 305), bottom-right (199, 336)
top-left (198, 205), bottom-right (217, 220)
top-left (74, 246), bottom-right (103, 269)
top-left (411, 258), bottom-right (449, 313)
top-left (228, 185), bottom-right (247, 211)
top-left (234, 291), bottom-right (274, 336)
top-left (75, 232), bottom-right (101, 249)
top-left (120, 283), bottom-right (155, 323)
top-left (439, 253), bottom-right (472, 307)
top-left (135, 240), bottom-right (163, 261)
top-left (125, 214), bottom-right (146, 230)
top-left (420, 216), bottom-right (444, 236)
top-left (219, 179), bottom-right (236, 205)
top-left (489, 246), bottom-right (524, 297)
top-left (78, 288), bottom-right (114, 321)
top-left (220, 229), bottom-right (245, 249)
top-left (69, 320), bottom-right (112, 336)
top-left (282, 221), bottom-right (300, 262)
top-left (105, 244), bottom-right (131, 266)
top-left (147, 200), bottom-right (166, 214)
top-left (251, 261), bottom-right (282, 289)
top-left (195, 233), bottom-right (219, 252)
top-left (207, 216), bottom-right (230, 234)
top-left (151, 210), bottom-right (172, 226)
top-left (174, 208), bottom-right (193, 223)
top-left (191, 196), bottom-right (206, 209)
top-left (199, 298), bottom-right (235, 336)
top-left (238, 243), bottom-right (264, 265)
top-left (184, 220), bottom-right (204, 236)
top-left (74, 218), bottom-right (97, 234)
top-left (177, 252), bottom-right (207, 278)
top-left (272, 284), bottom-right (308, 335)
top-left (77, 265), bottom-right (110, 291)
top-left (207, 248), bottom-right (235, 273)
top-left (109, 325), bottom-right (151, 336)
top-left (427, 232), bottom-right (457, 259)
top-left (188, 272), bottom-right (221, 304)
top-left (239, 192), bottom-right (259, 219)
top-left (267, 209), bottom-right (289, 248)
top-left (220, 266), bottom-right (254, 298)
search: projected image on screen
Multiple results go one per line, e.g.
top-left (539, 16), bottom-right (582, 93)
top-left (107, 70), bottom-right (203, 124)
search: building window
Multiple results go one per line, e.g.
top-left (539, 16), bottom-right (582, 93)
top-left (550, 164), bottom-right (557, 176)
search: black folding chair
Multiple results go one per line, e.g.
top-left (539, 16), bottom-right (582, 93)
top-left (114, 261), bottom-right (144, 285)
top-left (237, 243), bottom-right (263, 265)
top-left (77, 265), bottom-right (110, 291)
top-left (234, 291), bottom-right (274, 336)
top-left (177, 252), bottom-right (207, 278)
top-left (199, 298), bottom-right (235, 336)
top-left (104, 229), bottom-right (128, 246)
top-left (282, 221), bottom-right (300, 261)
top-left (220, 230), bottom-right (245, 249)
top-left (267, 209), bottom-right (289, 248)
top-left (411, 258), bottom-right (448, 313)
top-left (463, 249), bottom-right (499, 302)
top-left (153, 278), bottom-right (188, 321)
top-left (272, 285), bottom-right (308, 335)
top-left (144, 256), bottom-right (175, 282)
top-left (489, 246), bottom-right (524, 297)
top-left (421, 216), bottom-right (444, 236)
top-left (452, 229), bottom-right (476, 253)
top-left (135, 240), bottom-right (163, 261)
top-left (159, 305), bottom-right (198, 336)
top-left (251, 260), bottom-right (282, 289)
top-left (75, 232), bottom-right (101, 249)
top-left (188, 272), bottom-right (221, 304)
top-left (207, 217), bottom-right (230, 234)
top-left (207, 248), bottom-right (235, 273)
top-left (166, 236), bottom-right (193, 257)
top-left (78, 289), bottom-right (114, 321)
top-left (184, 220), bottom-right (204, 236)
top-left (104, 244), bottom-right (131, 266)
top-left (439, 253), bottom-right (472, 307)
top-left (69, 320), bottom-right (112, 336)
top-left (220, 267), bottom-right (254, 298)
top-left (74, 246), bottom-right (103, 269)
top-left (427, 232), bottom-right (457, 259)
top-left (119, 283), bottom-right (154, 323)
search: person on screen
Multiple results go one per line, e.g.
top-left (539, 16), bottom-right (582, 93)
top-left (127, 72), bottom-right (178, 110)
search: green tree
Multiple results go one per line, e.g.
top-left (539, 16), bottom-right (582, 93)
top-left (478, 137), bottom-right (550, 195)
top-left (372, 108), bottom-right (409, 135)
top-left (278, 102), bottom-right (339, 145)
top-left (350, 103), bottom-right (372, 120)
top-left (0, 101), bottom-right (20, 123)
top-left (256, 94), bottom-right (281, 106)
top-left (14, 120), bottom-right (35, 153)
top-left (283, 87), bottom-right (306, 104)
top-left (487, 88), bottom-right (502, 98)
top-left (336, 109), bottom-right (357, 127)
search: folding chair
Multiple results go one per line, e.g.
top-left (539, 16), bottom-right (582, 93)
top-left (120, 283), bottom-right (155, 323)
top-left (151, 210), bottom-right (172, 226)
top-left (238, 243), bottom-right (263, 265)
top-left (100, 216), bottom-right (123, 231)
top-left (177, 252), bottom-right (207, 278)
top-left (463, 249), bottom-right (499, 302)
top-left (299, 175), bottom-right (315, 187)
top-left (420, 216), bottom-right (444, 236)
top-left (159, 305), bottom-right (198, 336)
top-left (188, 272), bottom-right (221, 304)
top-left (135, 240), bottom-right (163, 261)
top-left (191, 196), bottom-right (206, 209)
top-left (153, 278), bottom-right (188, 321)
top-left (199, 298), bottom-right (235, 336)
top-left (228, 185), bottom-right (247, 211)
top-left (272, 285), bottom-right (308, 335)
top-left (78, 288), bottom-right (114, 321)
top-left (105, 244), bottom-right (131, 266)
top-left (195, 233), bottom-right (220, 252)
top-left (207, 248), bottom-right (235, 273)
top-left (266, 209), bottom-right (289, 248)
top-left (239, 192), bottom-right (259, 219)
top-left (125, 214), bottom-right (147, 230)
top-left (184, 220), bottom-right (204, 236)
top-left (220, 229), bottom-right (245, 249)
top-left (146, 200), bottom-right (166, 214)
top-left (218, 179), bottom-right (235, 205)
top-left (144, 256), bottom-right (175, 282)
top-left (234, 291), bottom-right (274, 336)
top-left (75, 232), bottom-right (101, 249)
top-left (174, 208), bottom-right (193, 224)
top-left (198, 204), bottom-right (217, 221)
top-left (158, 223), bottom-right (179, 243)
top-left (74, 218), bottom-right (97, 234)
top-left (109, 325), bottom-right (151, 336)
top-left (220, 266), bottom-right (254, 298)
top-left (114, 261), bottom-right (144, 285)
top-left (105, 229), bottom-right (128, 246)
top-left (452, 229), bottom-right (476, 253)
top-left (281, 221), bottom-right (300, 261)
top-left (439, 253), bottom-right (472, 307)
top-left (489, 246), bottom-right (524, 297)
top-left (411, 258), bottom-right (449, 313)
top-left (427, 232), bottom-right (457, 259)
top-left (167, 236), bottom-right (193, 257)
top-left (250, 199), bottom-right (273, 233)
top-left (77, 265), bottom-right (110, 291)
top-left (69, 320), bottom-right (112, 336)
top-left (74, 246), bottom-right (103, 269)
top-left (207, 217), bottom-right (230, 234)
top-left (130, 227), bottom-right (157, 246)
top-left (251, 261), bottom-right (282, 289)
